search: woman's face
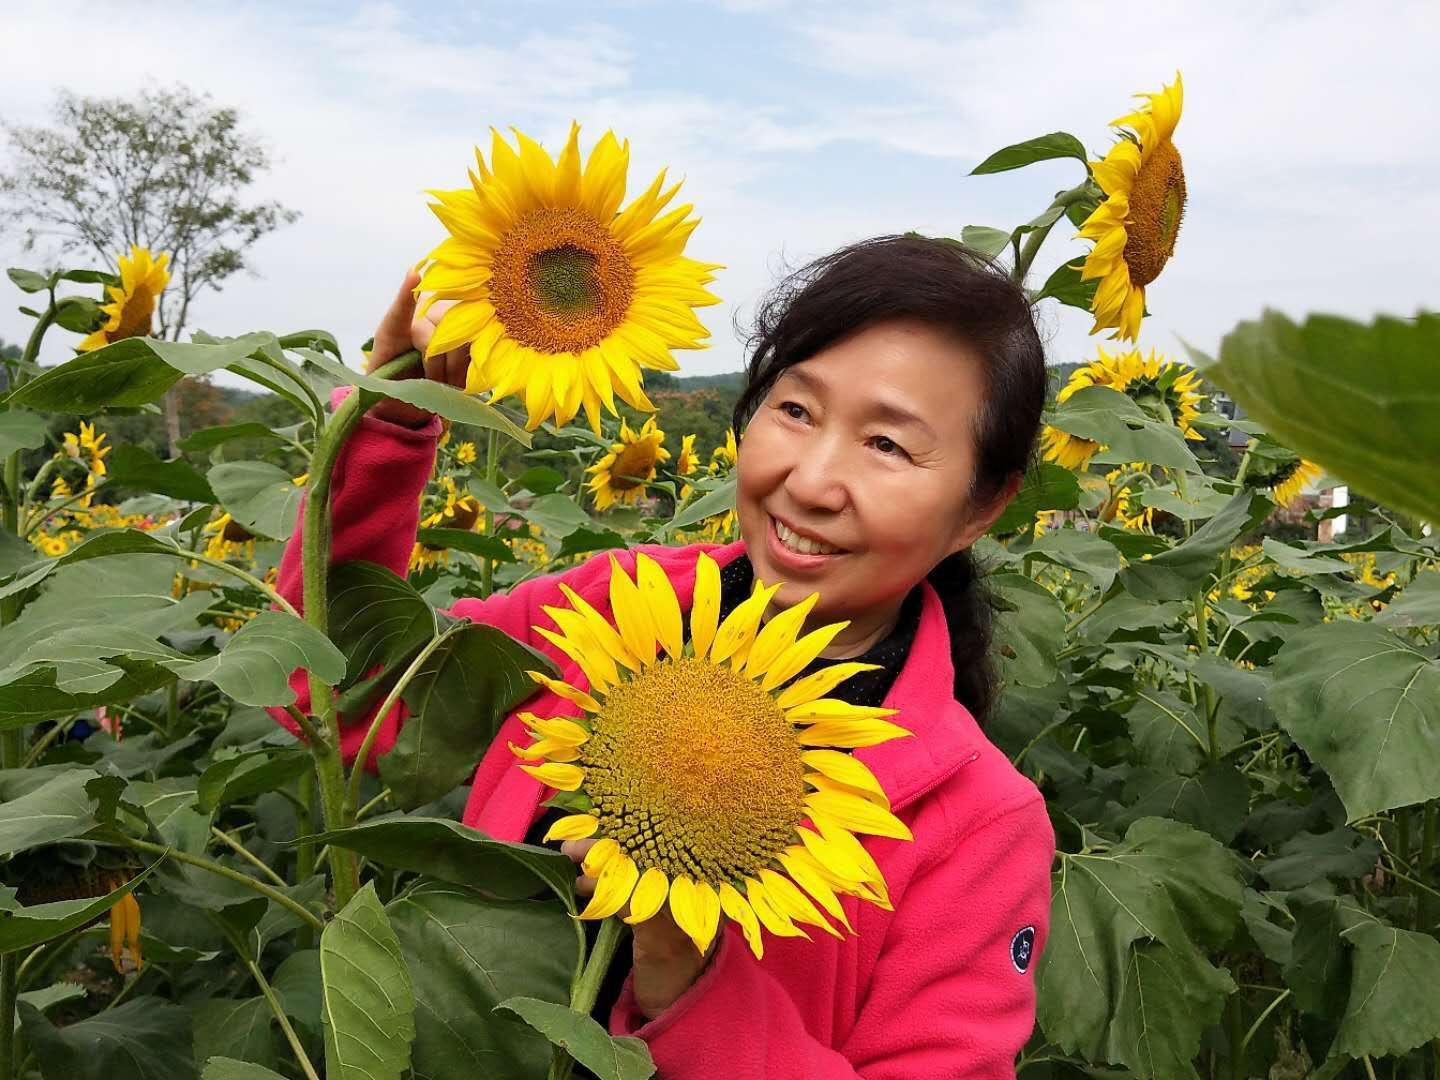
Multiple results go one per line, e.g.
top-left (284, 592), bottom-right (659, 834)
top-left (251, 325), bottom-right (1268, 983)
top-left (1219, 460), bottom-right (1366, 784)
top-left (736, 319), bottom-right (1012, 624)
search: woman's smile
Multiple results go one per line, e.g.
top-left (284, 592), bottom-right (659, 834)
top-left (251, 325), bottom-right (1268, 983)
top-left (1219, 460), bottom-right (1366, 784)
top-left (768, 512), bottom-right (847, 566)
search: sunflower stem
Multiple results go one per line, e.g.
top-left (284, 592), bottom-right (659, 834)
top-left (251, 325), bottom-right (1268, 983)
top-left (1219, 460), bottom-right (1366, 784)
top-left (299, 351), bottom-right (421, 910)
top-left (548, 916), bottom-right (628, 1080)
top-left (1010, 182), bottom-right (1093, 285)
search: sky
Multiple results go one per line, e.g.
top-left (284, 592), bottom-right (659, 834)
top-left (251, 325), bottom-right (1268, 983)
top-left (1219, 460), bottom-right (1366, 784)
top-left (2, 0), bottom-right (1438, 383)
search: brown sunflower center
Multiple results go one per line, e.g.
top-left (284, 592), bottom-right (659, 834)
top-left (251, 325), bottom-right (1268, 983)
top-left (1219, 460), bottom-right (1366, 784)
top-left (114, 286), bottom-right (156, 341)
top-left (582, 657), bottom-right (807, 884)
top-left (608, 442), bottom-right (659, 491)
top-left (490, 208), bottom-right (636, 354)
top-left (1123, 139), bottom-right (1186, 287)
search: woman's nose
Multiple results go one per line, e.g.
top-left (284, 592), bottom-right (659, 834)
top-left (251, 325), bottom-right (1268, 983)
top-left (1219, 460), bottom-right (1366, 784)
top-left (782, 436), bottom-right (849, 513)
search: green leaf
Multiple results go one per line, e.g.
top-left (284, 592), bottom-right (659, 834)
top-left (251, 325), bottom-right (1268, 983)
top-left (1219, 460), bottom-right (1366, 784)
top-left (7, 267), bottom-right (50, 293)
top-left (971, 132), bottom-right (1088, 174)
top-left (1283, 898), bottom-right (1350, 1016)
top-left (15, 981), bottom-right (87, 1025)
top-left (513, 465), bottom-right (565, 495)
top-left (1122, 765), bottom-right (1250, 843)
top-left (1260, 829), bottom-right (1381, 890)
top-left (53, 295), bottom-right (103, 333)
top-left (1079, 595), bottom-right (1185, 644)
top-left (669, 476), bottom-right (736, 530)
top-left (209, 461), bottom-right (304, 540)
top-left (19, 998), bottom-right (197, 1080)
top-left (321, 882), bottom-right (416, 1080)
top-left (302, 348), bottom-right (530, 445)
top-left (415, 527), bottom-right (517, 563)
top-left (310, 817), bottom-right (576, 908)
top-left (0, 859), bottom-right (161, 954)
top-left (328, 561), bottom-right (437, 686)
top-left (494, 997), bottom-right (655, 1080)
top-left (1375, 571), bottom-right (1440, 628)
top-left (201, 1061), bottom-right (287, 1080)
top-left (522, 492), bottom-right (593, 538)
top-left (989, 462), bottom-right (1081, 535)
top-left (272, 949), bottom-right (323, 1034)
top-left (177, 610), bottom-right (346, 707)
top-left (557, 526), bottom-right (626, 559)
top-left (958, 225), bottom-right (1012, 259)
top-left (196, 748), bottom-right (312, 812)
top-left (990, 573), bottom-right (1066, 687)
top-left (1126, 690), bottom-right (1206, 773)
top-left (0, 410), bottom-right (49, 457)
top-left (107, 444), bottom-right (216, 502)
top-left (193, 998), bottom-right (277, 1072)
top-left (1191, 310), bottom-right (1440, 527)
top-left (1332, 918), bottom-right (1440, 1059)
top-left (1120, 491), bottom-right (1272, 602)
top-left (1037, 818), bottom-right (1243, 1077)
top-left (1268, 621), bottom-right (1440, 819)
top-left (0, 769), bottom-right (100, 857)
top-left (383, 624), bottom-right (554, 808)
top-left (388, 882), bottom-right (579, 1080)
top-left (178, 421), bottom-right (294, 452)
top-left (1034, 259), bottom-right (1097, 310)
top-left (1028, 528), bottom-right (1121, 591)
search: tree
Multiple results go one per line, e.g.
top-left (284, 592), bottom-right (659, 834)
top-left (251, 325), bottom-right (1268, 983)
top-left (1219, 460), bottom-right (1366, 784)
top-left (1, 85), bottom-right (299, 452)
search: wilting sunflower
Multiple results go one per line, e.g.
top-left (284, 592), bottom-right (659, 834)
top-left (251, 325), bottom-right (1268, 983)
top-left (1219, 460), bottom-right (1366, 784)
top-left (1041, 347), bottom-right (1204, 471)
top-left (1271, 459), bottom-right (1322, 508)
top-left (676, 433), bottom-right (699, 477)
top-left (78, 246), bottom-right (171, 352)
top-left (586, 417), bottom-right (670, 511)
top-left (416, 123), bottom-right (722, 432)
top-left (514, 552), bottom-right (911, 958)
top-left (1077, 74), bottom-right (1185, 341)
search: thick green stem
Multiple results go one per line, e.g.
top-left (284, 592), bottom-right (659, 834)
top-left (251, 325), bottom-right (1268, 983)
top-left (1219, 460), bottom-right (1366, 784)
top-left (1010, 182), bottom-right (1094, 285)
top-left (299, 353), bottom-right (419, 909)
top-left (547, 917), bottom-right (627, 1080)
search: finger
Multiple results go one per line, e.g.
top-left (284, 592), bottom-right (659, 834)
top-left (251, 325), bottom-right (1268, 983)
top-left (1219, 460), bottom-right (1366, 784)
top-left (575, 873), bottom-right (596, 898)
top-left (445, 345), bottom-right (469, 389)
top-left (561, 839), bottom-right (598, 863)
top-left (368, 270), bottom-right (421, 373)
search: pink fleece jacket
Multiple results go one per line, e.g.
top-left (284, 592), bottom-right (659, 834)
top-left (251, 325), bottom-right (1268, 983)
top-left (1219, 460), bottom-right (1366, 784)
top-left (270, 397), bottom-right (1054, 1078)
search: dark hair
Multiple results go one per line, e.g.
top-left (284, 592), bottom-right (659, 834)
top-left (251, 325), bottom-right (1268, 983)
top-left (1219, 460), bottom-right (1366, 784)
top-left (732, 234), bottom-right (1046, 721)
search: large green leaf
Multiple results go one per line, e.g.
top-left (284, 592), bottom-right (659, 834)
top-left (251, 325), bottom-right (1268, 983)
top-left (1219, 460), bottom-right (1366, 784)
top-left (209, 461), bottom-right (305, 540)
top-left (1036, 818), bottom-right (1242, 1078)
top-left (990, 573), bottom-right (1066, 688)
top-left (177, 610), bottom-right (345, 708)
top-left (521, 492), bottom-right (593, 538)
top-left (1121, 765), bottom-right (1250, 844)
top-left (1268, 621), bottom-right (1440, 819)
top-left (415, 527), bottom-right (518, 563)
top-left (0, 410), bottom-right (49, 457)
top-left (201, 1062), bottom-right (287, 1080)
top-left (1331, 917), bottom-right (1440, 1060)
top-left (193, 998), bottom-right (278, 1072)
top-left (958, 225), bottom-right (1012, 259)
top-left (107, 444), bottom-right (217, 502)
top-left (1027, 528), bottom-right (1121, 591)
top-left (1283, 898), bottom-right (1351, 1017)
top-left (668, 476), bottom-right (735, 531)
top-left (310, 818), bottom-right (576, 908)
top-left (387, 882), bottom-right (578, 1080)
top-left (18, 997), bottom-right (197, 1080)
top-left (1375, 571), bottom-right (1440, 628)
top-left (1120, 491), bottom-right (1273, 602)
top-left (321, 882), bottom-right (416, 1080)
top-left (1047, 386), bottom-right (1201, 472)
top-left (1126, 690), bottom-right (1206, 773)
top-left (0, 769), bottom-right (100, 857)
top-left (328, 561), bottom-right (437, 686)
top-left (196, 748), bottom-right (312, 811)
top-left (495, 997), bottom-right (654, 1080)
top-left (382, 623), bottom-right (553, 809)
top-left (1192, 310), bottom-right (1440, 526)
top-left (970, 132), bottom-right (1088, 174)
top-left (178, 421), bottom-right (295, 452)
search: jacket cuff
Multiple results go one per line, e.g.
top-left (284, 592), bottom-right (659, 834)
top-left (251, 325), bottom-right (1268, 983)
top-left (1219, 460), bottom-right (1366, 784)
top-left (609, 929), bottom-right (737, 1042)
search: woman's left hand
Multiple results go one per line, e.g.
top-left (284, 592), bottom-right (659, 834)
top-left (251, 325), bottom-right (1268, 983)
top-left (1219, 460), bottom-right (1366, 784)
top-left (561, 838), bottom-right (719, 1019)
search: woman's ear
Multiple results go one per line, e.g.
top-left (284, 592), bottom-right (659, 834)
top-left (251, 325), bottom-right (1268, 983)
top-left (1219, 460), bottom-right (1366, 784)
top-left (946, 471), bottom-right (1025, 556)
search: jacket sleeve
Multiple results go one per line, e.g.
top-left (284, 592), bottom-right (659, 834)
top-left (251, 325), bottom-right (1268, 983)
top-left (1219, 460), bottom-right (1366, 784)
top-left (609, 793), bottom-right (1054, 1079)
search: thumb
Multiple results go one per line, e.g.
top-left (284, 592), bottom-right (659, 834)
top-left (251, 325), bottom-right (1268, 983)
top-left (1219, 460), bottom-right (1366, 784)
top-left (368, 269), bottom-right (421, 372)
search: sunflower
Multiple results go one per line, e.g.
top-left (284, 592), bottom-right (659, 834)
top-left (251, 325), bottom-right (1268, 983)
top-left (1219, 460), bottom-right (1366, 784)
top-left (676, 433), bottom-right (699, 477)
top-left (1077, 74), bottom-right (1185, 341)
top-left (454, 440), bottom-right (478, 466)
top-left (1271, 459), bottom-right (1322, 509)
top-left (1041, 347), bottom-right (1204, 471)
top-left (78, 246), bottom-right (171, 352)
top-left (411, 475), bottom-right (485, 572)
top-left (709, 429), bottom-right (738, 474)
top-left (1103, 466), bottom-right (1156, 531)
top-left (416, 124), bottom-right (722, 433)
top-left (514, 551), bottom-right (911, 958)
top-left (586, 417), bottom-right (670, 511)
top-left (203, 512), bottom-right (256, 561)
top-left (62, 421), bottom-right (110, 476)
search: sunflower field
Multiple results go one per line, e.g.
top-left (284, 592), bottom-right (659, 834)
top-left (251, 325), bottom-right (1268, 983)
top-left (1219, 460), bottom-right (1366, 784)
top-left (2, 80), bottom-right (1439, 1080)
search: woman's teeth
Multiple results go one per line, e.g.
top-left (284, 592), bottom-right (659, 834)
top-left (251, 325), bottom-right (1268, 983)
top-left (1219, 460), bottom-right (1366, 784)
top-left (774, 518), bottom-right (841, 556)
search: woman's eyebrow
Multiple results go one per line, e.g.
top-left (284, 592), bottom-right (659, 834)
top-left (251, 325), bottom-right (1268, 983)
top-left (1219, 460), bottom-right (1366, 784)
top-left (778, 366), bottom-right (936, 438)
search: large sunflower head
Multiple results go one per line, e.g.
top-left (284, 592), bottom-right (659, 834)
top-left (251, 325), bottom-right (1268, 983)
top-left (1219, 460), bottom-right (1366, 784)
top-left (416, 123), bottom-right (722, 433)
top-left (585, 416), bottom-right (670, 511)
top-left (1077, 74), bottom-right (1185, 341)
top-left (78, 246), bottom-right (170, 352)
top-left (514, 551), bottom-right (912, 958)
top-left (1041, 347), bottom-right (1203, 471)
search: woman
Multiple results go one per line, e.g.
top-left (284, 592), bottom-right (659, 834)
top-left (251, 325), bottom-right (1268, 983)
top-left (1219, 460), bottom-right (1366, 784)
top-left (271, 235), bottom-right (1053, 1078)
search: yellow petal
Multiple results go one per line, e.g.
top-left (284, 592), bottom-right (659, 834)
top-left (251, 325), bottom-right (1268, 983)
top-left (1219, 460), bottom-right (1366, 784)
top-left (816, 819), bottom-right (886, 885)
top-left (773, 663), bottom-right (882, 710)
top-left (744, 877), bottom-right (809, 940)
top-left (519, 713), bottom-right (590, 745)
top-left (743, 592), bottom-right (818, 680)
top-left (608, 555), bottom-right (657, 665)
top-left (667, 876), bottom-right (720, 954)
top-left (807, 773), bottom-right (890, 810)
top-left (544, 814), bottom-right (599, 842)
top-left (784, 698), bottom-right (898, 724)
top-left (538, 608), bottom-right (620, 690)
top-left (519, 762), bottom-right (584, 791)
top-left (557, 583), bottom-right (640, 672)
top-left (527, 670), bottom-right (600, 713)
top-left (507, 738), bottom-right (580, 763)
top-left (759, 621), bottom-right (851, 692)
top-left (777, 849), bottom-right (854, 933)
top-left (709, 580), bottom-right (780, 667)
top-left (635, 552), bottom-right (684, 658)
top-left (798, 719), bottom-right (913, 749)
top-left (759, 868), bottom-right (841, 939)
top-left (807, 789), bottom-right (913, 841)
top-left (623, 868), bottom-right (670, 924)
top-left (801, 750), bottom-right (890, 804)
top-left (579, 850), bottom-right (639, 920)
top-left (582, 837), bottom-right (619, 877)
top-left (794, 825), bottom-right (872, 887)
top-left (718, 882), bottom-right (764, 959)
top-left (689, 551), bottom-right (721, 660)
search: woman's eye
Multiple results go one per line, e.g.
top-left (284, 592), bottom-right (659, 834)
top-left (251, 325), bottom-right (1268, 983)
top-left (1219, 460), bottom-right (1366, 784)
top-left (871, 435), bottom-right (908, 459)
top-left (780, 401), bottom-right (808, 421)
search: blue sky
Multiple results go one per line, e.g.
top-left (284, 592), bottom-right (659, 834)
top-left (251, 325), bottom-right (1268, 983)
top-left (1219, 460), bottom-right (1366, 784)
top-left (3, 0), bottom-right (1438, 380)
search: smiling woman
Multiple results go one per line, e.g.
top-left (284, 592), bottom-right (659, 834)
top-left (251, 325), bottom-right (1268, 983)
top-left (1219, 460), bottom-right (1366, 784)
top-left (268, 233), bottom-right (1052, 1079)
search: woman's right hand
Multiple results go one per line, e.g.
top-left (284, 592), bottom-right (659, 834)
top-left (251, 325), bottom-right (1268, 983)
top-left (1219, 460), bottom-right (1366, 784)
top-left (364, 269), bottom-right (473, 427)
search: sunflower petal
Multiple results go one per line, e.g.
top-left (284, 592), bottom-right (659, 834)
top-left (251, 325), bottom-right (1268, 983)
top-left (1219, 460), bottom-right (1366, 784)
top-left (784, 698), bottom-right (899, 724)
top-left (557, 583), bottom-right (640, 672)
top-left (773, 663), bottom-right (882, 710)
top-left (623, 868), bottom-right (670, 925)
top-left (668, 876), bottom-right (720, 954)
top-left (581, 837), bottom-right (619, 877)
top-left (801, 750), bottom-right (890, 803)
top-left (718, 882), bottom-right (765, 959)
top-left (635, 552), bottom-right (684, 658)
top-left (709, 580), bottom-right (780, 667)
top-left (519, 761), bottom-right (584, 791)
top-left (807, 789), bottom-right (913, 841)
top-left (778, 848), bottom-right (854, 933)
top-left (527, 671), bottom-right (600, 713)
top-left (759, 868), bottom-right (841, 939)
top-left (759, 620), bottom-right (851, 692)
top-left (743, 591), bottom-right (818, 680)
top-left (744, 877), bottom-right (810, 940)
top-left (579, 850), bottom-right (639, 920)
top-left (608, 555), bottom-right (657, 664)
top-left (544, 814), bottom-right (599, 842)
top-left (689, 551), bottom-right (721, 660)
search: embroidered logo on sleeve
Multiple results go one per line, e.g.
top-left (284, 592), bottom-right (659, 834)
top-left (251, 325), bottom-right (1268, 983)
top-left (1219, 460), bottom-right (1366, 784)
top-left (1010, 926), bottom-right (1036, 973)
